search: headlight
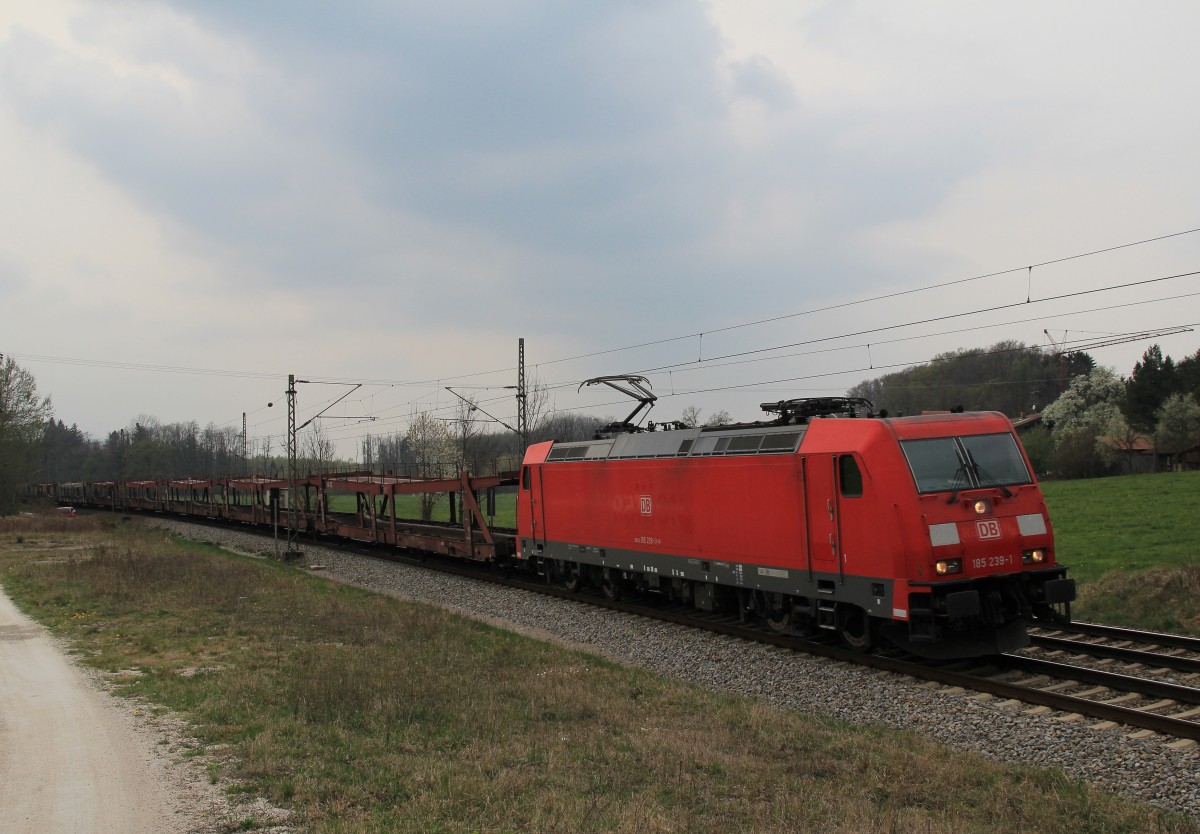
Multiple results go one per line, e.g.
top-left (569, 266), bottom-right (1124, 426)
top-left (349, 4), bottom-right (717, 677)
top-left (1023, 549), bottom-right (1047, 564)
top-left (935, 558), bottom-right (963, 576)
top-left (973, 499), bottom-right (992, 514)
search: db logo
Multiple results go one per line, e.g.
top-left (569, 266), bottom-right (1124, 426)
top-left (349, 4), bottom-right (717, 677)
top-left (640, 496), bottom-right (652, 516)
top-left (976, 520), bottom-right (1001, 540)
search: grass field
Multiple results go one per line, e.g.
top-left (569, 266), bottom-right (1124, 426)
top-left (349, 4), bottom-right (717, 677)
top-left (2, 516), bottom-right (1194, 834)
top-left (1041, 469), bottom-right (1200, 632)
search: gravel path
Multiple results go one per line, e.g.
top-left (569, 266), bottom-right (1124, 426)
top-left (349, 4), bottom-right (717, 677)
top-left (0, 580), bottom-right (295, 834)
top-left (0, 585), bottom-right (192, 834)
top-left (158, 519), bottom-right (1200, 818)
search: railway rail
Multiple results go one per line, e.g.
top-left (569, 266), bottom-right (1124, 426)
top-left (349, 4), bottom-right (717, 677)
top-left (119, 509), bottom-right (1200, 746)
top-left (1048, 621), bottom-right (1200, 652)
top-left (1027, 632), bottom-right (1200, 678)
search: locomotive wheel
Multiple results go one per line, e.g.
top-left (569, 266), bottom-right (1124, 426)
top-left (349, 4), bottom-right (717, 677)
top-left (562, 562), bottom-right (583, 593)
top-left (600, 568), bottom-right (622, 601)
top-left (763, 594), bottom-right (792, 633)
top-left (836, 605), bottom-right (876, 652)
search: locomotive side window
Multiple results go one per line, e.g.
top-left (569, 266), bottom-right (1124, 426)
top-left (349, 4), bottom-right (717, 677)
top-left (901, 433), bottom-right (1032, 494)
top-left (760, 431), bottom-right (802, 452)
top-left (521, 466), bottom-right (531, 491)
top-left (729, 434), bottom-right (764, 452)
top-left (838, 455), bottom-right (863, 497)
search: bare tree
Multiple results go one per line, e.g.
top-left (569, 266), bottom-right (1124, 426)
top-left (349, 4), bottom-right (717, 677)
top-left (521, 375), bottom-right (552, 449)
top-left (679, 405), bottom-right (703, 428)
top-left (451, 394), bottom-right (483, 473)
top-left (704, 409), bottom-right (732, 427)
top-left (256, 433), bottom-right (274, 477)
top-left (538, 412), bottom-right (607, 442)
top-left (0, 355), bottom-right (53, 511)
top-left (362, 432), bottom-right (408, 475)
top-left (361, 433), bottom-right (375, 470)
top-left (303, 421), bottom-right (336, 475)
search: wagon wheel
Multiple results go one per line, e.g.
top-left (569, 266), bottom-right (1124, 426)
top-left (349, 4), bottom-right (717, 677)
top-left (562, 561), bottom-right (584, 593)
top-left (600, 568), bottom-right (622, 601)
top-left (763, 593), bottom-right (792, 633)
top-left (836, 605), bottom-right (876, 652)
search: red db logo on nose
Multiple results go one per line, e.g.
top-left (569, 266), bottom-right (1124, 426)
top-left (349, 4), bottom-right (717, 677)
top-left (976, 520), bottom-right (1001, 540)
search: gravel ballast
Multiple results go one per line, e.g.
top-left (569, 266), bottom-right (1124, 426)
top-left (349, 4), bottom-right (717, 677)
top-left (150, 518), bottom-right (1200, 818)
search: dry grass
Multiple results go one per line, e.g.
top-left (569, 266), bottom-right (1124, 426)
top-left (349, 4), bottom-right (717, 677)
top-left (0, 517), bottom-right (1196, 834)
top-left (1077, 564), bottom-right (1200, 634)
top-left (0, 512), bottom-right (108, 535)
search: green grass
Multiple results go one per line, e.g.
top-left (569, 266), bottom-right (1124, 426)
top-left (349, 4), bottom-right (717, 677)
top-left (1042, 469), bottom-right (1200, 632)
top-left (2, 517), bottom-right (1194, 834)
top-left (1042, 470), bottom-right (1200, 581)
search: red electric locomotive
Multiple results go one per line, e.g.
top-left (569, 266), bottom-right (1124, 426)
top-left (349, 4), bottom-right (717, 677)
top-left (516, 390), bottom-right (1075, 658)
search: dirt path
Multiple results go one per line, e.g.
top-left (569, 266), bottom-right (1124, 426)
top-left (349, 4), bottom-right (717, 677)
top-left (0, 584), bottom-right (200, 834)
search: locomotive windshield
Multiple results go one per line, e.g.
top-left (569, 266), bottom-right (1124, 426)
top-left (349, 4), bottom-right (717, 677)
top-left (900, 433), bottom-right (1032, 494)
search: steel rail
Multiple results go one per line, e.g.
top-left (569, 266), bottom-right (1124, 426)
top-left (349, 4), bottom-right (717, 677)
top-left (996, 655), bottom-right (1200, 706)
top-left (1041, 621), bottom-right (1200, 654)
top-left (1029, 634), bottom-right (1200, 676)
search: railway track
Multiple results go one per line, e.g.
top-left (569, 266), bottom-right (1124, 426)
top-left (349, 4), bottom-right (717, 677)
top-left (1048, 620), bottom-right (1200, 653)
top-left (136, 511), bottom-right (1200, 746)
top-left (1028, 623), bottom-right (1200, 679)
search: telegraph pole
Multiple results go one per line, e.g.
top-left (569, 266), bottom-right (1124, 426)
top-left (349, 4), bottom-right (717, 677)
top-left (280, 376), bottom-right (372, 559)
top-left (517, 338), bottom-right (528, 452)
top-left (285, 374), bottom-right (301, 559)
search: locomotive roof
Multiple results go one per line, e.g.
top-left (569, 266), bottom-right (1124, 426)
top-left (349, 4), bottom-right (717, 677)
top-left (544, 410), bottom-right (1019, 462)
top-left (546, 422), bottom-right (808, 462)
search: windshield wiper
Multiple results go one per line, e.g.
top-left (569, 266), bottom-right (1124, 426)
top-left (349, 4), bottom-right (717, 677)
top-left (964, 454), bottom-right (1014, 498)
top-left (945, 461), bottom-right (971, 504)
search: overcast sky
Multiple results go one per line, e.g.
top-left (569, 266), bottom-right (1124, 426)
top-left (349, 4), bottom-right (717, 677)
top-left (3, 0), bottom-right (1198, 458)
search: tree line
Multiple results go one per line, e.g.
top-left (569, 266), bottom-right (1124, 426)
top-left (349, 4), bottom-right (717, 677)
top-left (846, 339), bottom-right (1096, 418)
top-left (0, 356), bottom-right (621, 513)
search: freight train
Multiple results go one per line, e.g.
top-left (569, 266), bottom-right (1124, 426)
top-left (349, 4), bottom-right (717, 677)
top-left (35, 391), bottom-right (1074, 659)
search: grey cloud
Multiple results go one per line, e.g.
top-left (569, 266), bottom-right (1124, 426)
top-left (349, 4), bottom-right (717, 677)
top-left (729, 54), bottom-right (795, 108)
top-left (0, 1), bottom-right (988, 335)
top-left (0, 249), bottom-right (30, 295)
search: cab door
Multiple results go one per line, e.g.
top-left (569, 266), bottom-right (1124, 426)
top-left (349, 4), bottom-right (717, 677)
top-left (517, 464), bottom-right (548, 556)
top-left (516, 441), bottom-right (553, 557)
top-left (803, 454), bottom-right (840, 577)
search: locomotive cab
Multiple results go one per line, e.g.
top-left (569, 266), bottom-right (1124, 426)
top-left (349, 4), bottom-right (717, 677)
top-left (882, 413), bottom-right (1076, 657)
